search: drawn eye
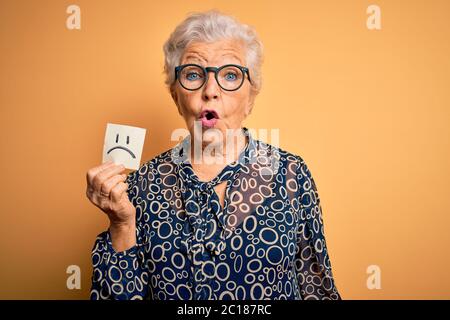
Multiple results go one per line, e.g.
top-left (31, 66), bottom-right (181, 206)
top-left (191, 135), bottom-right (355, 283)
top-left (127, 136), bottom-right (130, 144)
top-left (115, 133), bottom-right (119, 143)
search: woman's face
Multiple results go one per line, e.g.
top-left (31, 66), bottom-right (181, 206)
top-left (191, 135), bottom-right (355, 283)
top-left (171, 39), bottom-right (255, 148)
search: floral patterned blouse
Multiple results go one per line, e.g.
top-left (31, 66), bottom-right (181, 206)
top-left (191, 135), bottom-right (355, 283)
top-left (90, 127), bottom-right (341, 300)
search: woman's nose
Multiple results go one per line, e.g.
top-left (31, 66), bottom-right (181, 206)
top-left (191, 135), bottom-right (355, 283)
top-left (202, 73), bottom-right (220, 100)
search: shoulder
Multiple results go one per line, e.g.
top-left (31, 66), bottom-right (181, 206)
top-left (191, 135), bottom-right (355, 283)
top-left (253, 138), bottom-right (318, 192)
top-left (252, 138), bottom-right (308, 172)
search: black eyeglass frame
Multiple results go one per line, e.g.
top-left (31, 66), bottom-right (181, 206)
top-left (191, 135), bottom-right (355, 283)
top-left (174, 63), bottom-right (252, 91)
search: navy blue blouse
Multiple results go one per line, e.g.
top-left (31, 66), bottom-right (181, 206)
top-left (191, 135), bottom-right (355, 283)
top-left (90, 127), bottom-right (341, 300)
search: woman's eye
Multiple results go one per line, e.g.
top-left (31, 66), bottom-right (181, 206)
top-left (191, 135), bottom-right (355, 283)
top-left (186, 73), bottom-right (201, 81)
top-left (225, 73), bottom-right (237, 81)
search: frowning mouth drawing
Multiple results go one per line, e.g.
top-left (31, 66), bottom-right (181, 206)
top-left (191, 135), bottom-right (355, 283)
top-left (107, 133), bottom-right (136, 159)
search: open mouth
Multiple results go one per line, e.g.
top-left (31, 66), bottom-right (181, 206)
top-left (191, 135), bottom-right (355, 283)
top-left (199, 109), bottom-right (219, 128)
top-left (200, 109), bottom-right (219, 120)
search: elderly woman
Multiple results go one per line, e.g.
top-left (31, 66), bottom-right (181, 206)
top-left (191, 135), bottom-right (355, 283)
top-left (86, 10), bottom-right (341, 300)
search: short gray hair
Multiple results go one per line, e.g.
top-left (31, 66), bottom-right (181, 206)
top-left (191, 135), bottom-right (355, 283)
top-left (163, 10), bottom-right (264, 96)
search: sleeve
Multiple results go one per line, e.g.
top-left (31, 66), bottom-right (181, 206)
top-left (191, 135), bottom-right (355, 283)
top-left (293, 156), bottom-right (342, 300)
top-left (89, 169), bottom-right (152, 300)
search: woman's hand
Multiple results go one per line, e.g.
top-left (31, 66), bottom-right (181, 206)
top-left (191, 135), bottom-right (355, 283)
top-left (86, 161), bottom-right (136, 251)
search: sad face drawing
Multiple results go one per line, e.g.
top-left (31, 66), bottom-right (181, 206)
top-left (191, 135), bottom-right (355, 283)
top-left (108, 133), bottom-right (136, 159)
top-left (102, 123), bottom-right (146, 170)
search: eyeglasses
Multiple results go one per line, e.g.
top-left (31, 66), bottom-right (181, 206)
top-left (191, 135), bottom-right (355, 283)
top-left (174, 63), bottom-right (252, 91)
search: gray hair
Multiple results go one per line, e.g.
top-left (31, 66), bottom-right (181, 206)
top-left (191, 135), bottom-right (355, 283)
top-left (163, 10), bottom-right (264, 96)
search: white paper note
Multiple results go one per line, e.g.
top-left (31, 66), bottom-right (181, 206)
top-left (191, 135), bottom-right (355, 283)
top-left (102, 123), bottom-right (146, 170)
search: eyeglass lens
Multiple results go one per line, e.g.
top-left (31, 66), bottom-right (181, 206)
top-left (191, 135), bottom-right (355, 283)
top-left (178, 65), bottom-right (244, 91)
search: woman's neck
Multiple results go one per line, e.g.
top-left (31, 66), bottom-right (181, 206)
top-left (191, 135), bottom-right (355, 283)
top-left (188, 128), bottom-right (248, 180)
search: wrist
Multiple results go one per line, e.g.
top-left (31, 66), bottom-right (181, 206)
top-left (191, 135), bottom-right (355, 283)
top-left (109, 221), bottom-right (136, 233)
top-left (108, 221), bottom-right (137, 252)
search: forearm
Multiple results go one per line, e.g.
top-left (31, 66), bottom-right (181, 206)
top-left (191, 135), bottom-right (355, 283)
top-left (109, 222), bottom-right (136, 252)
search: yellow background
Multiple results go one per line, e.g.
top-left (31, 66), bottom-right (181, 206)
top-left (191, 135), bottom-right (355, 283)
top-left (0, 0), bottom-right (449, 299)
